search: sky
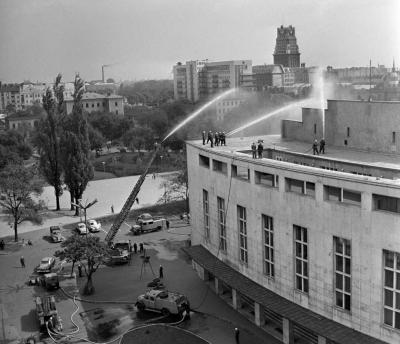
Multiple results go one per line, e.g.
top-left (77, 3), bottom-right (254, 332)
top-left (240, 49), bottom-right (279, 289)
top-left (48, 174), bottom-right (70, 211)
top-left (0, 0), bottom-right (399, 83)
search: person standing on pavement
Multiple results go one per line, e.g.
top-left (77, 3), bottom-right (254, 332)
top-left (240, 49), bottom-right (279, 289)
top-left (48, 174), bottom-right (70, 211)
top-left (78, 263), bottom-right (83, 277)
top-left (20, 256), bottom-right (25, 268)
top-left (166, 220), bottom-right (170, 229)
top-left (202, 131), bottom-right (206, 145)
top-left (313, 139), bottom-right (319, 155)
top-left (234, 327), bottom-right (240, 344)
top-left (0, 239), bottom-right (4, 250)
top-left (206, 131), bottom-right (212, 144)
top-left (159, 265), bottom-right (164, 279)
top-left (133, 242), bottom-right (137, 254)
top-left (139, 242), bottom-right (144, 254)
top-left (319, 138), bottom-right (326, 154)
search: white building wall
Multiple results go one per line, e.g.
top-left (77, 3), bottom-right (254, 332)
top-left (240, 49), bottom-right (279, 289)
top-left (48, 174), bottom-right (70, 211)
top-left (187, 143), bottom-right (400, 344)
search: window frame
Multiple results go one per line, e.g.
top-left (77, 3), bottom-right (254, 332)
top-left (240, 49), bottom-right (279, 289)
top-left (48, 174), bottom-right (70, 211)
top-left (294, 225), bottom-right (309, 293)
top-left (383, 250), bottom-right (400, 329)
top-left (217, 197), bottom-right (226, 252)
top-left (334, 237), bottom-right (351, 312)
top-left (203, 189), bottom-right (210, 241)
top-left (237, 205), bottom-right (248, 264)
top-left (262, 215), bottom-right (274, 278)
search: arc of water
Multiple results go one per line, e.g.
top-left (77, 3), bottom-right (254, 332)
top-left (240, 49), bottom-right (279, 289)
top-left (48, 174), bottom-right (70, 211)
top-left (226, 99), bottom-right (310, 137)
top-left (162, 88), bottom-right (236, 142)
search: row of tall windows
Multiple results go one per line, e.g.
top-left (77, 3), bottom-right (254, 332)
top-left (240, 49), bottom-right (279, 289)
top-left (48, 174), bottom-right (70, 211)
top-left (202, 190), bottom-right (400, 330)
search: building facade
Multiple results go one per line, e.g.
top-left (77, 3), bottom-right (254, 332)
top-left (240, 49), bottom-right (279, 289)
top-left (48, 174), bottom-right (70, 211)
top-left (185, 99), bottom-right (400, 344)
top-left (172, 60), bottom-right (252, 102)
top-left (64, 92), bottom-right (124, 115)
top-left (273, 25), bottom-right (301, 68)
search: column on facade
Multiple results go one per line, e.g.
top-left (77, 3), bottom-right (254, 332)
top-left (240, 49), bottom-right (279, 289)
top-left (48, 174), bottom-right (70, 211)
top-left (254, 302), bottom-right (265, 327)
top-left (282, 318), bottom-right (294, 344)
top-left (232, 289), bottom-right (241, 310)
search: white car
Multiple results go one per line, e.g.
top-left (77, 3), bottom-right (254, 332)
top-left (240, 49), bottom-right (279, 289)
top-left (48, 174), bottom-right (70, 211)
top-left (87, 219), bottom-right (101, 233)
top-left (36, 257), bottom-right (56, 273)
top-left (76, 223), bottom-right (88, 235)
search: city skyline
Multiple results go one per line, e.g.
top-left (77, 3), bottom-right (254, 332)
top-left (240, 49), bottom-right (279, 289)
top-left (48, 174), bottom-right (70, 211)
top-left (0, 0), bottom-right (399, 83)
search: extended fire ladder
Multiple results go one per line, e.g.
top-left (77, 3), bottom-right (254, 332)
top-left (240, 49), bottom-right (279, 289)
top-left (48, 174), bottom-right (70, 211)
top-left (104, 146), bottom-right (160, 244)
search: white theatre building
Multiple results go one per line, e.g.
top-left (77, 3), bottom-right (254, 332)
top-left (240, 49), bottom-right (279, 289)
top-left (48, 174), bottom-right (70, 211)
top-left (184, 99), bottom-right (400, 344)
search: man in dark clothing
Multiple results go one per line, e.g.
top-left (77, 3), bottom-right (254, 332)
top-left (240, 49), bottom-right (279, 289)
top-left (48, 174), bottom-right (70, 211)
top-left (202, 131), bottom-right (206, 145)
top-left (215, 132), bottom-right (219, 146)
top-left (0, 239), bottom-right (4, 250)
top-left (159, 265), bottom-right (164, 279)
top-left (133, 242), bottom-right (137, 254)
top-left (139, 243), bottom-right (144, 254)
top-left (251, 143), bottom-right (257, 158)
top-left (313, 139), bottom-right (319, 155)
top-left (319, 138), bottom-right (326, 154)
top-left (78, 263), bottom-right (83, 277)
top-left (234, 328), bottom-right (240, 344)
top-left (221, 132), bottom-right (226, 145)
top-left (257, 142), bottom-right (264, 159)
top-left (210, 132), bottom-right (214, 148)
top-left (20, 256), bottom-right (25, 268)
top-left (206, 131), bottom-right (212, 144)
top-left (166, 220), bottom-right (170, 229)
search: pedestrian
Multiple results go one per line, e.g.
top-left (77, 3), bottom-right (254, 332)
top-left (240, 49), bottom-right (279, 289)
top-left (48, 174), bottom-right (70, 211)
top-left (319, 138), bottom-right (326, 154)
top-left (202, 131), bottom-right (206, 145)
top-left (234, 327), bottom-right (240, 344)
top-left (111, 205), bottom-right (114, 214)
top-left (136, 197), bottom-right (139, 204)
top-left (20, 256), bottom-right (25, 268)
top-left (210, 132), bottom-right (214, 148)
top-left (215, 132), bottom-right (219, 146)
top-left (206, 131), bottom-right (212, 144)
top-left (166, 220), bottom-right (170, 229)
top-left (257, 141), bottom-right (264, 159)
top-left (133, 242), bottom-right (137, 254)
top-left (139, 242), bottom-right (144, 254)
top-left (77, 263), bottom-right (83, 277)
top-left (221, 131), bottom-right (226, 146)
top-left (159, 265), bottom-right (164, 279)
top-left (0, 239), bottom-right (4, 250)
top-left (251, 142), bottom-right (257, 158)
top-left (128, 240), bottom-right (132, 253)
top-left (153, 173), bottom-right (156, 179)
top-left (313, 139), bottom-right (319, 155)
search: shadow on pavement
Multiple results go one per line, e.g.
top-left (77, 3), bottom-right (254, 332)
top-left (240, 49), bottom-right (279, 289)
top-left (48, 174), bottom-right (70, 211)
top-left (20, 309), bottom-right (38, 332)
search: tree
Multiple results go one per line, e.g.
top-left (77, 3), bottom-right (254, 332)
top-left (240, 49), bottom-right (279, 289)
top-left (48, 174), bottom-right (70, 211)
top-left (0, 164), bottom-right (43, 241)
top-left (88, 124), bottom-right (105, 151)
top-left (122, 126), bottom-right (154, 152)
top-left (0, 130), bottom-right (32, 169)
top-left (55, 234), bottom-right (110, 295)
top-left (33, 74), bottom-right (65, 210)
top-left (60, 75), bottom-right (94, 215)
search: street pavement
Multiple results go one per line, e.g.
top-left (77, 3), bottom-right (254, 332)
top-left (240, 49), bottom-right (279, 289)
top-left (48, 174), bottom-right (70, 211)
top-left (0, 172), bottom-right (173, 238)
top-left (0, 216), bottom-right (280, 344)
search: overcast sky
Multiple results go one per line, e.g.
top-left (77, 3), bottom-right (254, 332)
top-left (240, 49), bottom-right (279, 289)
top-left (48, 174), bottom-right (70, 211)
top-left (0, 0), bottom-right (399, 83)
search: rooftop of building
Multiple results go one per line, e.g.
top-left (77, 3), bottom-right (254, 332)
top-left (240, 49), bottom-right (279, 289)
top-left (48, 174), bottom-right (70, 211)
top-left (64, 92), bottom-right (123, 101)
top-left (187, 134), bottom-right (400, 183)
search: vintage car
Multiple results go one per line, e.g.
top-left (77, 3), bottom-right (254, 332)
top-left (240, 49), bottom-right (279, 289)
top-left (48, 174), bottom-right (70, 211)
top-left (75, 223), bottom-right (88, 235)
top-left (36, 257), bottom-right (56, 273)
top-left (50, 226), bottom-right (64, 243)
top-left (87, 219), bottom-right (101, 233)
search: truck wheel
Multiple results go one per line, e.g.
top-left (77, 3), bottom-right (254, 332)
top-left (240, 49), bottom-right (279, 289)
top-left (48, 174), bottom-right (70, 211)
top-left (136, 303), bottom-right (145, 312)
top-left (161, 308), bottom-right (170, 316)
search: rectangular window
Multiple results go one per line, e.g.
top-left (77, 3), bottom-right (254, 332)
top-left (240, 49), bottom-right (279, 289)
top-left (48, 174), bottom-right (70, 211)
top-left (263, 215), bottom-right (274, 277)
top-left (342, 189), bottom-right (361, 205)
top-left (255, 171), bottom-right (278, 187)
top-left (393, 132), bottom-right (396, 144)
top-left (203, 190), bottom-right (210, 240)
top-left (286, 178), bottom-right (304, 194)
top-left (325, 186), bottom-right (361, 206)
top-left (232, 164), bottom-right (250, 181)
top-left (86, 103), bottom-right (89, 108)
top-left (294, 225), bottom-right (308, 293)
top-left (373, 194), bottom-right (400, 214)
top-left (305, 182), bottom-right (315, 197)
top-left (213, 159), bottom-right (227, 174)
top-left (334, 237), bottom-right (351, 311)
top-left (92, 103), bottom-right (94, 108)
top-left (314, 123), bottom-right (317, 134)
top-left (115, 102), bottom-right (118, 106)
top-left (237, 205), bottom-right (248, 264)
top-left (347, 127), bottom-right (350, 137)
top-left (325, 186), bottom-right (342, 202)
top-left (217, 197), bottom-right (226, 252)
top-left (199, 155), bottom-right (210, 168)
top-left (383, 250), bottom-right (400, 329)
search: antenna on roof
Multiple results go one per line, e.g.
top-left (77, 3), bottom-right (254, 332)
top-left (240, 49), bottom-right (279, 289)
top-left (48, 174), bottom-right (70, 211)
top-left (368, 59), bottom-right (372, 102)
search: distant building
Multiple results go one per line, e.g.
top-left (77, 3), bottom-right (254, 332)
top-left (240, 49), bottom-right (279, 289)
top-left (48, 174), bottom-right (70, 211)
top-left (64, 92), bottom-right (124, 115)
top-left (6, 112), bottom-right (44, 137)
top-left (252, 64), bottom-right (286, 90)
top-left (273, 25), bottom-right (301, 68)
top-left (173, 60), bottom-right (252, 102)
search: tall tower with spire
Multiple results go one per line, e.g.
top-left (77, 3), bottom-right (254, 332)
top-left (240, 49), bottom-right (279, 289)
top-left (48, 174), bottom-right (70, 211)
top-left (273, 25), bottom-right (300, 67)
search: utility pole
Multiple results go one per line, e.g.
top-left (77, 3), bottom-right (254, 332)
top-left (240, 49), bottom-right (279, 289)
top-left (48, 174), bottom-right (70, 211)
top-left (369, 59), bottom-right (372, 101)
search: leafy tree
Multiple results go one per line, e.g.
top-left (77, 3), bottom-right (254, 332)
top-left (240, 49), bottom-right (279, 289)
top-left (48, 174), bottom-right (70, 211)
top-left (0, 130), bottom-right (32, 169)
top-left (33, 74), bottom-right (65, 210)
top-left (55, 234), bottom-right (110, 295)
top-left (122, 126), bottom-right (154, 152)
top-left (87, 111), bottom-right (132, 141)
top-left (0, 164), bottom-right (43, 241)
top-left (88, 124), bottom-right (105, 151)
top-left (60, 75), bottom-right (94, 215)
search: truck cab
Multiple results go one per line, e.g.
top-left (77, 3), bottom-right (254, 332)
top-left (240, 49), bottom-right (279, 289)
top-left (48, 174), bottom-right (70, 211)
top-left (110, 240), bottom-right (131, 264)
top-left (50, 226), bottom-right (64, 243)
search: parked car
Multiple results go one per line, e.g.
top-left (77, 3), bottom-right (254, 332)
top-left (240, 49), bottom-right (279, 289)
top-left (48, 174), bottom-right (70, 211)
top-left (36, 257), bottom-right (56, 273)
top-left (136, 289), bottom-right (190, 316)
top-left (50, 226), bottom-right (64, 243)
top-left (87, 219), bottom-right (101, 233)
top-left (76, 223), bottom-right (88, 235)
